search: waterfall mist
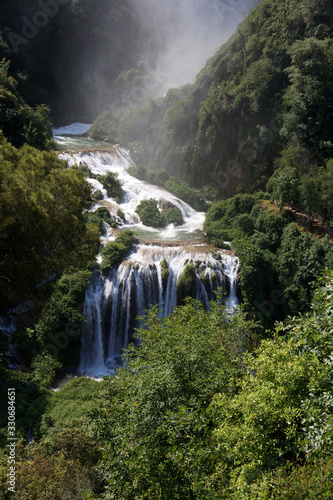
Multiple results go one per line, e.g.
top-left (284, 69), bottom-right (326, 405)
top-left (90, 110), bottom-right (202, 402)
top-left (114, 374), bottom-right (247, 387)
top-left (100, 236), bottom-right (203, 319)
top-left (129, 0), bottom-right (263, 90)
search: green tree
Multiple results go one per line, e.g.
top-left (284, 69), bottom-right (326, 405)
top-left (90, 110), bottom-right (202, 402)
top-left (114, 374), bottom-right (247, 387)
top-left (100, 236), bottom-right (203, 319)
top-left (266, 166), bottom-right (298, 209)
top-left (0, 135), bottom-right (99, 310)
top-left (92, 298), bottom-right (252, 499)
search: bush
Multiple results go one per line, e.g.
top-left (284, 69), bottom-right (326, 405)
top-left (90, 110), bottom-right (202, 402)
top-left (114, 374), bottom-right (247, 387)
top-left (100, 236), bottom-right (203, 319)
top-left (165, 206), bottom-right (184, 226)
top-left (32, 354), bottom-right (61, 388)
top-left (135, 199), bottom-right (167, 228)
top-left (117, 208), bottom-right (126, 222)
top-left (78, 164), bottom-right (92, 177)
top-left (85, 207), bottom-right (116, 235)
top-left (100, 230), bottom-right (136, 273)
top-left (201, 185), bottom-right (218, 201)
top-left (92, 189), bottom-right (103, 201)
top-left (97, 171), bottom-right (123, 202)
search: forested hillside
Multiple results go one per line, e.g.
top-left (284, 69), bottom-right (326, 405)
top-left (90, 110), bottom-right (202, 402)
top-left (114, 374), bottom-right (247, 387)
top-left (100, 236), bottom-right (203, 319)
top-left (90, 0), bottom-right (333, 202)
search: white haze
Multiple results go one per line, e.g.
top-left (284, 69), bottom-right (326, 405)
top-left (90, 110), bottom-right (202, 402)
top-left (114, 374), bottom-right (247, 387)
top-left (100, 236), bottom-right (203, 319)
top-left (130, 0), bottom-right (263, 90)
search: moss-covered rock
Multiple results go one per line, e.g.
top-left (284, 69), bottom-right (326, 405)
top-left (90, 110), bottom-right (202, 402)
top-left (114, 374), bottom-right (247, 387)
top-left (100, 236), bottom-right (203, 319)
top-left (100, 230), bottom-right (136, 274)
top-left (177, 263), bottom-right (197, 304)
top-left (160, 258), bottom-right (169, 293)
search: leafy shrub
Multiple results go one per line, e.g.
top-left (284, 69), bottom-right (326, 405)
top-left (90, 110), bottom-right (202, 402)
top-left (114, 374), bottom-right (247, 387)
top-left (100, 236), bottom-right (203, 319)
top-left (117, 208), bottom-right (126, 222)
top-left (85, 207), bottom-right (116, 235)
top-left (201, 185), bottom-right (218, 201)
top-left (32, 354), bottom-right (61, 388)
top-left (100, 230), bottom-right (136, 273)
top-left (135, 199), bottom-right (167, 228)
top-left (97, 171), bottom-right (123, 202)
top-left (165, 206), bottom-right (184, 226)
top-left (92, 189), bottom-right (103, 201)
top-left (78, 164), bottom-right (92, 177)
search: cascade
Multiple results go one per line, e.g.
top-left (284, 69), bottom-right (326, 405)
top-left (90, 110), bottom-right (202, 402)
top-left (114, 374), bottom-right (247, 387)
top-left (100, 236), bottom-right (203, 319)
top-left (55, 128), bottom-right (240, 377)
top-left (79, 245), bottom-right (239, 376)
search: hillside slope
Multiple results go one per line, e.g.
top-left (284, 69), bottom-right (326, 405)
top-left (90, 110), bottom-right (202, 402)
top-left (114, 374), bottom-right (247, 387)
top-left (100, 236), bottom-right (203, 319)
top-left (90, 0), bottom-right (333, 199)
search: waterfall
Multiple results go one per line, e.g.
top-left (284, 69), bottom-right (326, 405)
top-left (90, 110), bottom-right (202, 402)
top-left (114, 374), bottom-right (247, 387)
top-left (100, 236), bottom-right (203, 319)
top-left (54, 129), bottom-right (240, 378)
top-left (79, 244), bottom-right (239, 377)
top-left (59, 149), bottom-right (205, 236)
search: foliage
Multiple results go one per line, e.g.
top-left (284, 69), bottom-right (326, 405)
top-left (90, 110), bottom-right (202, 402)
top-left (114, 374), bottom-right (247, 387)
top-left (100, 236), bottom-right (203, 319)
top-left (164, 205), bottom-right (184, 226)
top-left (246, 457), bottom-right (333, 499)
top-left (100, 230), bottom-right (136, 273)
top-left (31, 354), bottom-right (62, 388)
top-left (0, 60), bottom-right (54, 149)
top-left (117, 208), bottom-right (126, 222)
top-left (92, 298), bottom-right (252, 499)
top-left (0, 135), bottom-right (100, 311)
top-left (210, 274), bottom-right (333, 496)
top-left (40, 377), bottom-right (105, 437)
top-left (204, 194), bottom-right (332, 327)
top-left (92, 189), bottom-right (104, 201)
top-left (164, 179), bottom-right (208, 211)
top-left (85, 207), bottom-right (117, 236)
top-left (176, 262), bottom-right (197, 304)
top-left (135, 198), bottom-right (167, 228)
top-left (90, 0), bottom-right (333, 202)
top-left (2, 422), bottom-right (101, 499)
top-left (97, 171), bottom-right (123, 202)
top-left (33, 270), bottom-right (93, 364)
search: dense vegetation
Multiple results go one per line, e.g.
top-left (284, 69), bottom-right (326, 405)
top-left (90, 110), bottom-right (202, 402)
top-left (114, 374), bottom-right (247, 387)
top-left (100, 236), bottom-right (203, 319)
top-left (0, 0), bottom-right (332, 498)
top-left (90, 0), bottom-right (333, 203)
top-left (0, 134), bottom-right (100, 312)
top-left (0, 0), bottom-right (152, 121)
top-left (1, 277), bottom-right (333, 498)
top-left (0, 59), bottom-right (53, 150)
top-left (204, 193), bottom-right (333, 328)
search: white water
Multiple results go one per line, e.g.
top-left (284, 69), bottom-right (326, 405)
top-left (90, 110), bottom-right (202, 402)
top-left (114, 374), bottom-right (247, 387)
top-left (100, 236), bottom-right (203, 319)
top-left (60, 149), bottom-right (205, 238)
top-left (55, 127), bottom-right (240, 378)
top-left (79, 245), bottom-right (239, 377)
